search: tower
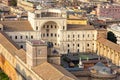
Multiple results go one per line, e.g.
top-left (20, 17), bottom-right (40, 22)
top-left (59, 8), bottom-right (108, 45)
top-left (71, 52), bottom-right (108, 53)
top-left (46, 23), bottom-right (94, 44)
top-left (26, 40), bottom-right (47, 67)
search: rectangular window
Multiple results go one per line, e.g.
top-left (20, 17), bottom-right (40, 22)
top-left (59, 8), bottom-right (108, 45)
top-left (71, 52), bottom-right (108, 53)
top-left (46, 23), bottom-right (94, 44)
top-left (31, 36), bottom-right (33, 39)
top-left (26, 36), bottom-right (28, 39)
top-left (15, 36), bottom-right (17, 39)
top-left (20, 36), bottom-right (22, 39)
top-left (83, 34), bottom-right (84, 38)
top-left (36, 26), bottom-right (38, 30)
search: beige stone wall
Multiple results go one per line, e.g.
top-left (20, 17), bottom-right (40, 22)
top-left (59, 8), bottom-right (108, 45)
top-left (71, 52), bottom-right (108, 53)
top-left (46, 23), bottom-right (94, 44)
top-left (97, 41), bottom-right (120, 66)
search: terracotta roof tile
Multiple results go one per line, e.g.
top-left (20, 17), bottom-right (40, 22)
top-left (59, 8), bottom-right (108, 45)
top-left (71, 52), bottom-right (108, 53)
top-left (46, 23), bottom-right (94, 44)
top-left (67, 24), bottom-right (95, 30)
top-left (32, 62), bottom-right (78, 80)
top-left (0, 21), bottom-right (33, 31)
top-left (97, 38), bottom-right (120, 52)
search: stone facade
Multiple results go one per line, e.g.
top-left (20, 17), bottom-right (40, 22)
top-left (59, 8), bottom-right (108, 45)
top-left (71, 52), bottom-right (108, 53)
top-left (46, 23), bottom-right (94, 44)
top-left (97, 38), bottom-right (120, 66)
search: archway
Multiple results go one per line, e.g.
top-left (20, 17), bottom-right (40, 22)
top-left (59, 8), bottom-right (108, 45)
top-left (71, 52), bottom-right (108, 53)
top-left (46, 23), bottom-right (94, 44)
top-left (41, 21), bottom-right (59, 47)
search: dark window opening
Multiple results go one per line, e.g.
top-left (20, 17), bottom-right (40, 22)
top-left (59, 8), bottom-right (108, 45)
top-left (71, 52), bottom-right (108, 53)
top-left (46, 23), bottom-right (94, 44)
top-left (20, 45), bottom-right (23, 48)
top-left (15, 36), bottom-right (17, 39)
top-left (47, 25), bottom-right (49, 28)
top-left (20, 36), bottom-right (22, 39)
top-left (47, 33), bottom-right (49, 37)
top-left (78, 44), bottom-right (79, 47)
top-left (68, 44), bottom-right (69, 47)
top-left (51, 33), bottom-right (53, 37)
top-left (31, 36), bottom-right (33, 39)
top-left (36, 26), bottom-right (38, 30)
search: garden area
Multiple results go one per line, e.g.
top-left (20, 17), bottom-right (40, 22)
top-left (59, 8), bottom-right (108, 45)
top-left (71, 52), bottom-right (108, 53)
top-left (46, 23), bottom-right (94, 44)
top-left (0, 69), bottom-right (9, 80)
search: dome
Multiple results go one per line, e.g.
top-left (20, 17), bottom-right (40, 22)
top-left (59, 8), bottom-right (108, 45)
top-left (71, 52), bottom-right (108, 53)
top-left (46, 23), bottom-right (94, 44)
top-left (111, 24), bottom-right (120, 32)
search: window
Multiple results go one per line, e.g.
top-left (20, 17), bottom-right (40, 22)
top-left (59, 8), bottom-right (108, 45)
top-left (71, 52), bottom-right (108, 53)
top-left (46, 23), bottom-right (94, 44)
top-left (55, 25), bottom-right (56, 28)
top-left (68, 44), bottom-right (69, 47)
top-left (83, 34), bottom-right (84, 38)
top-left (51, 33), bottom-right (53, 37)
top-left (87, 44), bottom-right (89, 47)
top-left (68, 35), bottom-right (70, 38)
top-left (20, 36), bottom-right (22, 39)
top-left (36, 26), bottom-right (38, 30)
top-left (88, 34), bottom-right (89, 37)
top-left (20, 45), bottom-right (23, 48)
top-left (43, 33), bottom-right (45, 37)
top-left (78, 34), bottom-right (79, 38)
top-left (26, 36), bottom-right (28, 39)
top-left (47, 25), bottom-right (49, 28)
top-left (78, 44), bottom-right (79, 47)
top-left (43, 25), bottom-right (45, 28)
top-left (31, 36), bottom-right (33, 39)
top-left (47, 33), bottom-right (49, 37)
top-left (73, 44), bottom-right (74, 46)
top-left (77, 49), bottom-right (79, 52)
top-left (0, 28), bottom-right (1, 30)
top-left (55, 34), bottom-right (57, 37)
top-left (55, 43), bottom-right (56, 45)
top-left (73, 35), bottom-right (74, 38)
top-left (51, 25), bottom-right (53, 28)
top-left (15, 36), bottom-right (17, 39)
top-left (63, 26), bottom-right (65, 30)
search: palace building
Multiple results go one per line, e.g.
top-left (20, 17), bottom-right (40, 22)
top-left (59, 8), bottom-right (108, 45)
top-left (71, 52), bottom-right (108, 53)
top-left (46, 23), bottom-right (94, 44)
top-left (0, 8), bottom-right (119, 80)
top-left (0, 8), bottom-right (97, 54)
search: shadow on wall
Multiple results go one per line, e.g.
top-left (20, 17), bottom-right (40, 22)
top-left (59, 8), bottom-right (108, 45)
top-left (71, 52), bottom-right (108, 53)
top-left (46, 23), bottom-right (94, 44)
top-left (16, 63), bottom-right (33, 80)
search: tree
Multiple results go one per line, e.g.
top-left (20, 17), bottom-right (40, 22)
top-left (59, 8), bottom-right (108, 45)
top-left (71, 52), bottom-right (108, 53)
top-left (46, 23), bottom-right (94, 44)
top-left (11, 0), bottom-right (17, 6)
top-left (107, 31), bottom-right (117, 43)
